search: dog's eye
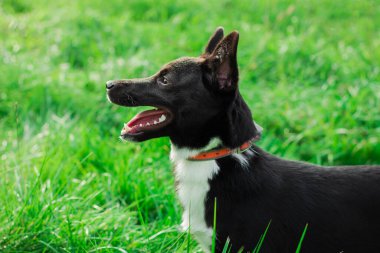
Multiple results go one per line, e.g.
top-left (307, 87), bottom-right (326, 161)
top-left (158, 76), bottom-right (169, 86)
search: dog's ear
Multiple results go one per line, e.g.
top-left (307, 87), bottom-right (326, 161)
top-left (206, 31), bottom-right (239, 92)
top-left (204, 27), bottom-right (224, 54)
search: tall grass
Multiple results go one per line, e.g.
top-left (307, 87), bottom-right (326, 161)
top-left (0, 0), bottom-right (379, 251)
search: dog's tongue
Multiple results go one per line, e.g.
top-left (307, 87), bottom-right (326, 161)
top-left (121, 109), bottom-right (168, 134)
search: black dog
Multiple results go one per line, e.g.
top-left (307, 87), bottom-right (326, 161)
top-left (106, 27), bottom-right (380, 253)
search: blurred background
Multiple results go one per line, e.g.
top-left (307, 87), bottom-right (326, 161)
top-left (0, 0), bottom-right (379, 252)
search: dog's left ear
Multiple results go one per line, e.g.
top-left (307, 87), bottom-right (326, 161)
top-left (206, 31), bottom-right (239, 92)
top-left (204, 27), bottom-right (224, 54)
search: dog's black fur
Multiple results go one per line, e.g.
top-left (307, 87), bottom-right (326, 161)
top-left (107, 27), bottom-right (380, 252)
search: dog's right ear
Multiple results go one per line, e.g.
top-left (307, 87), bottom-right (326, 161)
top-left (204, 27), bottom-right (224, 54)
top-left (203, 31), bottom-right (239, 93)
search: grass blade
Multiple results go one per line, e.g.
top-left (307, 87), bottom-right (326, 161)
top-left (221, 237), bottom-right (231, 253)
top-left (212, 197), bottom-right (217, 253)
top-left (186, 203), bottom-right (191, 253)
top-left (295, 223), bottom-right (308, 253)
top-left (253, 220), bottom-right (271, 253)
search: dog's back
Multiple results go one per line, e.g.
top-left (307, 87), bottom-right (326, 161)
top-left (205, 145), bottom-right (380, 252)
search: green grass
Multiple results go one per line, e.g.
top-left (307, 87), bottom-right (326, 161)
top-left (0, 0), bottom-right (379, 252)
top-left (295, 224), bottom-right (308, 253)
top-left (252, 220), bottom-right (271, 253)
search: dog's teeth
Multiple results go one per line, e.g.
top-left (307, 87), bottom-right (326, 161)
top-left (146, 122), bottom-right (150, 126)
top-left (154, 121), bottom-right (158, 125)
top-left (158, 114), bottom-right (166, 123)
top-left (139, 124), bottom-right (143, 127)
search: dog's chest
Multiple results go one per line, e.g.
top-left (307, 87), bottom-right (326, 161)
top-left (170, 144), bottom-right (220, 252)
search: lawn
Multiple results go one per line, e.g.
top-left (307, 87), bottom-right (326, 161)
top-left (0, 0), bottom-right (379, 252)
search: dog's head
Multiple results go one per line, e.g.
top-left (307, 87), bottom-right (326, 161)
top-left (107, 27), bottom-right (260, 149)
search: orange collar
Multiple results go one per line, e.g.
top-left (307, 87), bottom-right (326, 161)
top-left (187, 137), bottom-right (258, 161)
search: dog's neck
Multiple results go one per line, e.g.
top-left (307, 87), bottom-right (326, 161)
top-left (169, 92), bottom-right (259, 150)
top-left (221, 92), bottom-right (258, 147)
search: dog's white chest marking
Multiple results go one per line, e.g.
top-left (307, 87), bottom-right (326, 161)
top-left (170, 139), bottom-right (221, 252)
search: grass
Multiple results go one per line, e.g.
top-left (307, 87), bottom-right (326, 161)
top-left (252, 221), bottom-right (271, 253)
top-left (295, 224), bottom-right (308, 253)
top-left (212, 198), bottom-right (217, 253)
top-left (0, 0), bottom-right (379, 252)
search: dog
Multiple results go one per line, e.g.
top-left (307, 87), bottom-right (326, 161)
top-left (106, 27), bottom-right (380, 253)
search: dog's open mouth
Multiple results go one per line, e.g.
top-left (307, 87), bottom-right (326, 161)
top-left (121, 107), bottom-right (173, 137)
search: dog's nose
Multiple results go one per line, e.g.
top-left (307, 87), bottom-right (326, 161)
top-left (106, 81), bottom-right (115, 90)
